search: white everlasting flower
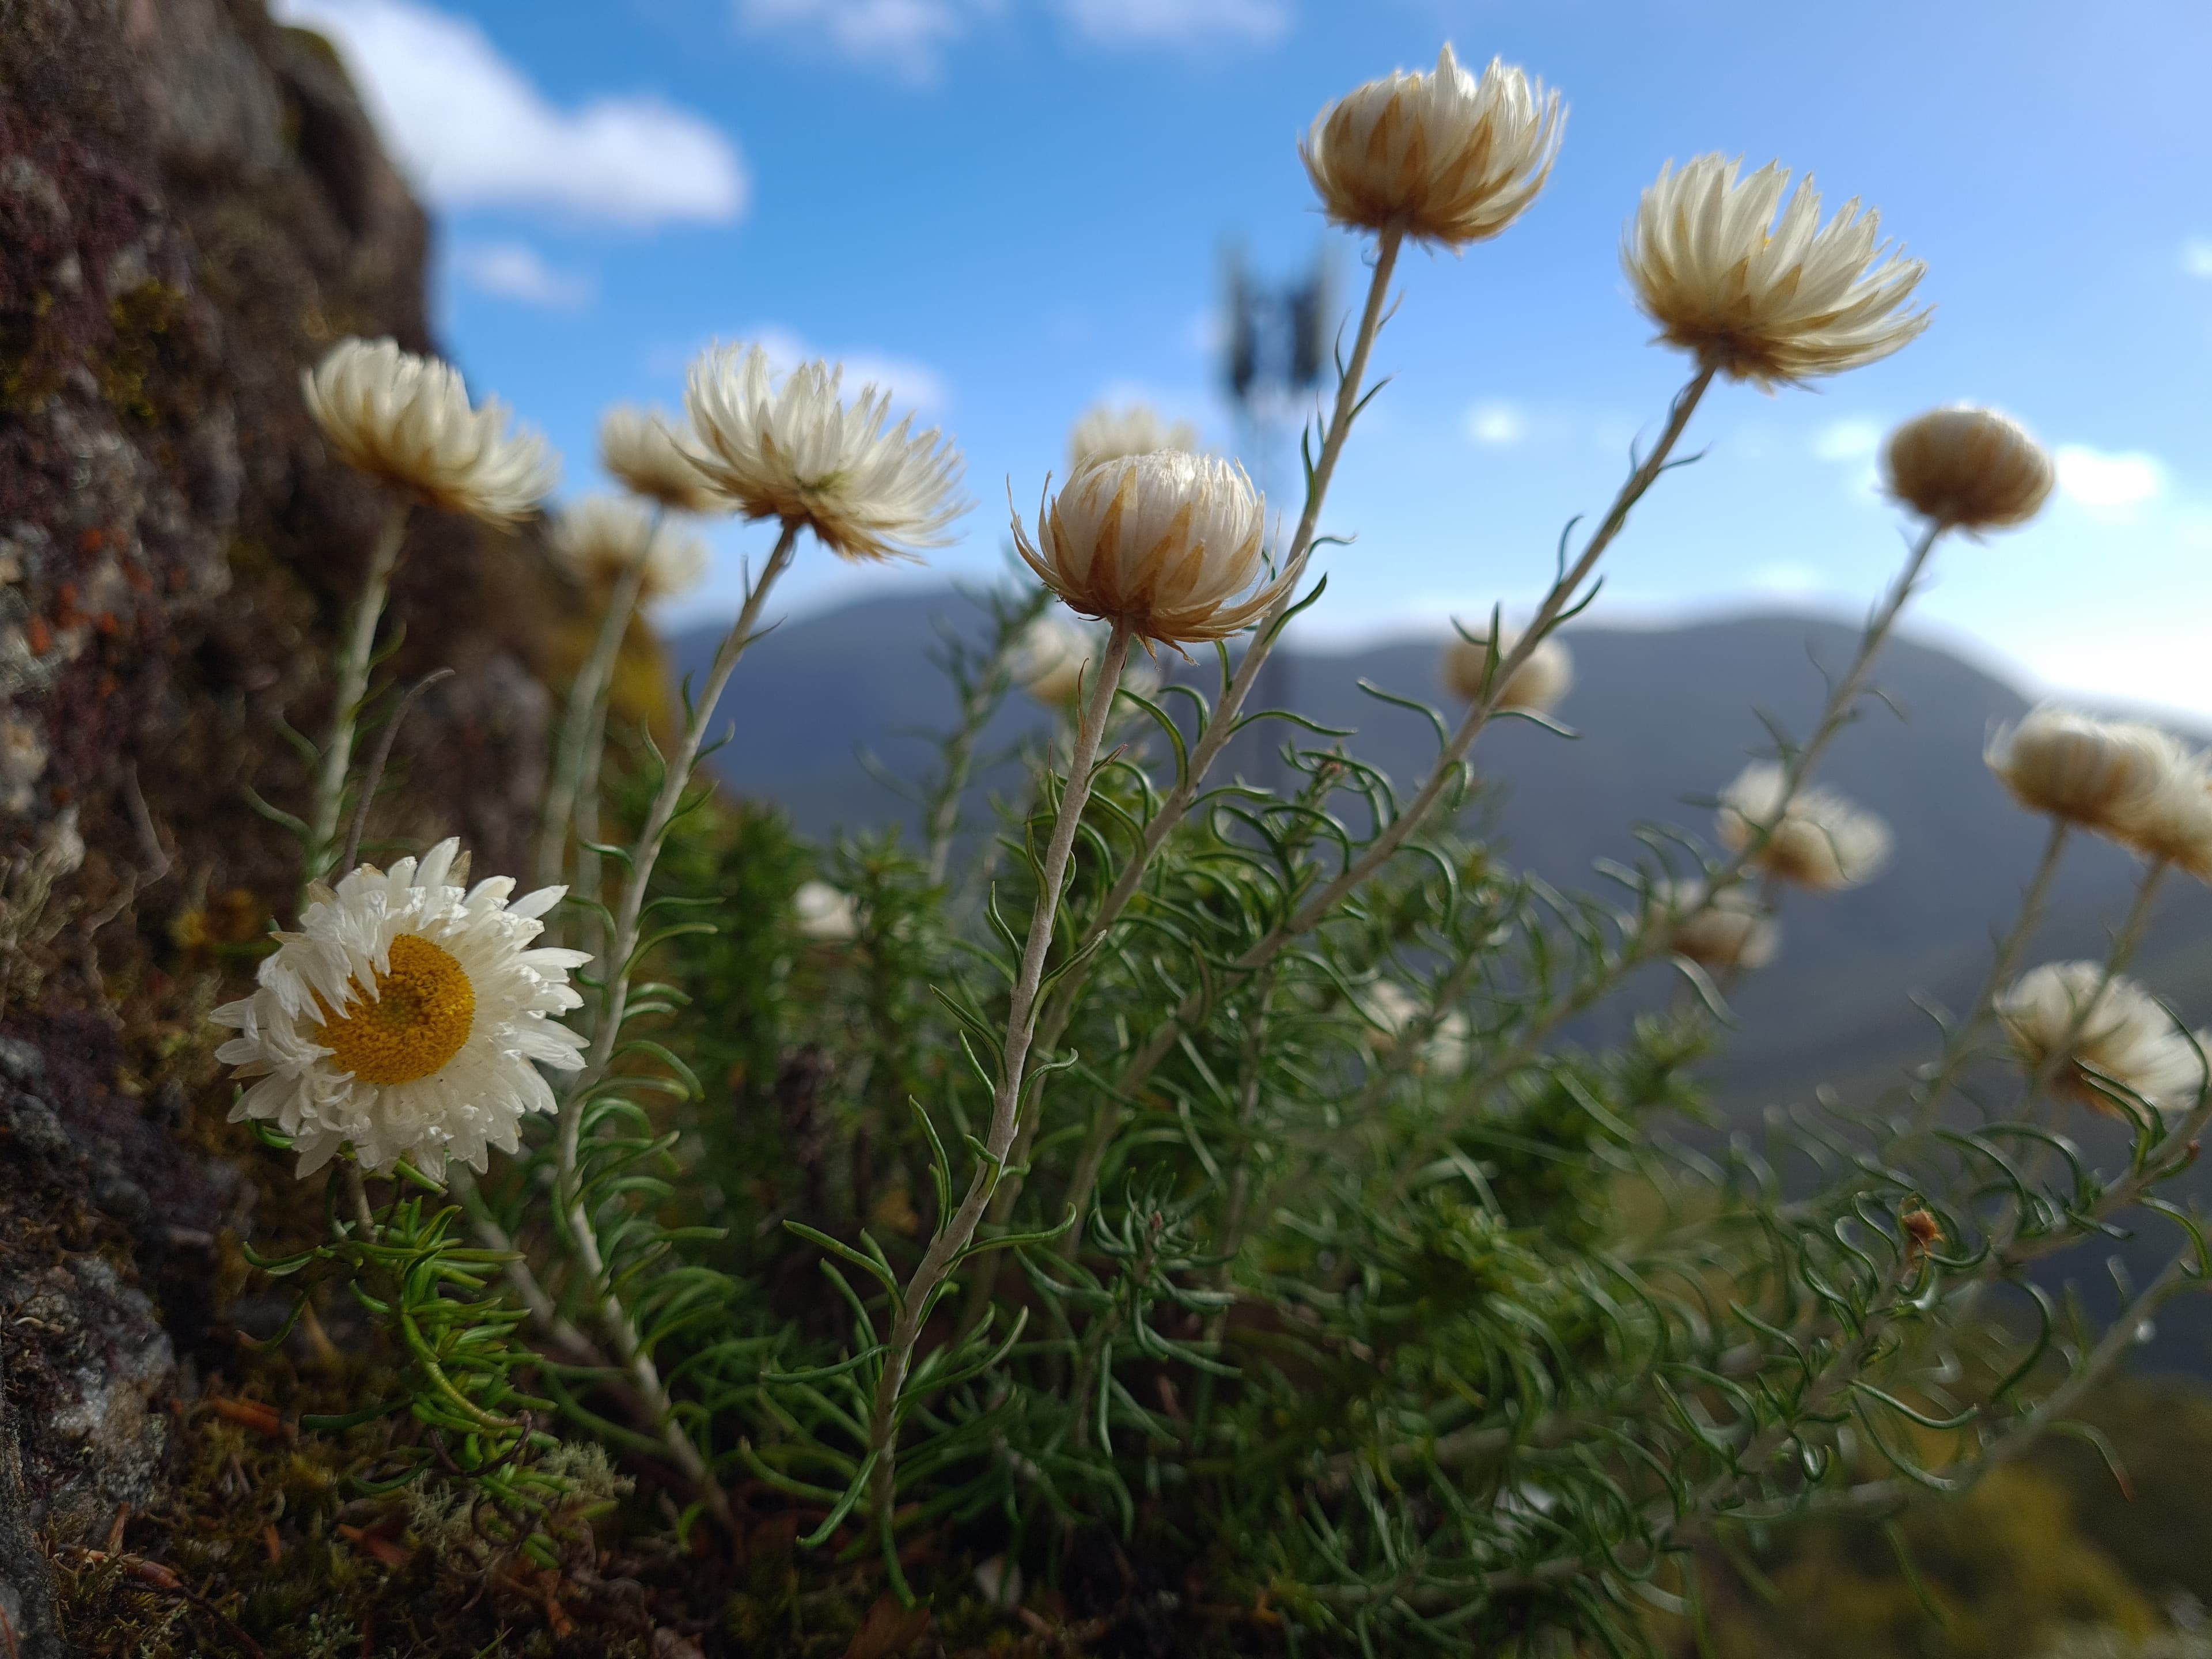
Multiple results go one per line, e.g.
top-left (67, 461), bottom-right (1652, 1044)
top-left (1882, 406), bottom-right (2054, 532)
top-left (794, 880), bottom-right (858, 942)
top-left (1985, 706), bottom-right (2184, 840)
top-left (1622, 156), bottom-right (1931, 387)
top-left (1011, 615), bottom-right (1098, 709)
top-left (549, 494), bottom-right (710, 602)
top-left (1359, 980), bottom-right (1471, 1074)
top-left (600, 404), bottom-right (722, 514)
top-left (1654, 878), bottom-right (1779, 974)
top-left (683, 343), bottom-right (967, 562)
top-left (302, 338), bottom-right (558, 525)
top-left (1302, 44), bottom-right (1563, 248)
top-left (1997, 961), bottom-right (2209, 1120)
top-left (1013, 453), bottom-right (1286, 648)
top-left (1441, 626), bottom-right (1573, 717)
top-left (1715, 763), bottom-right (1892, 891)
top-left (1068, 403), bottom-right (1200, 472)
top-left (2113, 750), bottom-right (2212, 881)
top-left (1009, 615), bottom-right (1162, 710)
top-left (210, 840), bottom-right (586, 1177)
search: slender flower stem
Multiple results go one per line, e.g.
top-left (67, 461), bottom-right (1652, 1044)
top-left (343, 1164), bottom-right (378, 1238)
top-left (863, 622), bottom-right (1133, 1528)
top-left (1397, 512), bottom-right (1949, 1177)
top-left (1058, 366), bottom-right (1721, 1235)
top-left (561, 520), bottom-right (800, 1134)
top-left (535, 506), bottom-right (665, 894)
top-left (964, 224), bottom-right (1406, 1274)
top-left (1903, 816), bottom-right (2071, 1136)
top-left (544, 520), bottom-right (798, 1532)
top-left (308, 502), bottom-right (410, 888)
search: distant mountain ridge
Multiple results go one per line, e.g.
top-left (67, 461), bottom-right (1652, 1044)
top-left (674, 588), bottom-right (2212, 1366)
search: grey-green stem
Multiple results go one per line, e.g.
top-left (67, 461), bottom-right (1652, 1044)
top-left (535, 504), bottom-right (664, 895)
top-left (863, 621), bottom-right (1133, 1527)
top-left (1058, 364), bottom-right (1720, 1236)
top-left (962, 222), bottom-right (1407, 1293)
top-left (546, 519), bottom-right (798, 1531)
top-left (307, 502), bottom-right (410, 889)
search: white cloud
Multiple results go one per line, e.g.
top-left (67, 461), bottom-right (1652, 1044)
top-left (278, 0), bottom-right (747, 226)
top-left (2184, 237), bottom-right (2212, 279)
top-left (454, 241), bottom-right (591, 309)
top-left (736, 0), bottom-right (991, 77)
top-left (1464, 399), bottom-right (1527, 448)
top-left (1058, 0), bottom-right (1290, 46)
top-left (751, 326), bottom-right (951, 412)
top-left (1748, 562), bottom-right (1821, 598)
top-left (1811, 416), bottom-right (1884, 463)
top-left (2055, 444), bottom-right (2166, 516)
top-left (738, 0), bottom-right (1285, 73)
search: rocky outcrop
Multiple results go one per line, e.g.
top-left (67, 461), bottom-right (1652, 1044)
top-left (0, 0), bottom-right (581, 1615)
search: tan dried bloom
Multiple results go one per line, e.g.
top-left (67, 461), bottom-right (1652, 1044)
top-left (302, 338), bottom-right (557, 525)
top-left (1441, 626), bottom-right (1572, 717)
top-left (1716, 763), bottom-right (1892, 891)
top-left (548, 494), bottom-right (709, 602)
top-left (1997, 961), bottom-right (2209, 1120)
top-left (1623, 156), bottom-right (1930, 387)
top-left (1883, 405), bottom-right (2054, 531)
top-left (1302, 44), bottom-right (1563, 248)
top-left (2112, 750), bottom-right (2212, 880)
top-left (1985, 706), bottom-right (2183, 838)
top-left (1011, 615), bottom-right (1162, 710)
top-left (683, 343), bottom-right (967, 561)
top-left (1069, 403), bottom-right (1200, 472)
top-left (600, 404), bottom-right (722, 514)
top-left (1012, 453), bottom-right (1287, 647)
top-left (1654, 878), bottom-right (1779, 974)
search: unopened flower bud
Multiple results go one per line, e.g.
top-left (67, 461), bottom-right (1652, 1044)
top-left (1985, 706), bottom-right (2183, 840)
top-left (1883, 406), bottom-right (2053, 531)
top-left (1442, 626), bottom-right (1571, 717)
top-left (1715, 764), bottom-right (1891, 892)
top-left (1013, 453), bottom-right (1286, 647)
top-left (1302, 45), bottom-right (1563, 248)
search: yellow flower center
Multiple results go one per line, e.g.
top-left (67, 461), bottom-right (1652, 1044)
top-left (315, 933), bottom-right (475, 1086)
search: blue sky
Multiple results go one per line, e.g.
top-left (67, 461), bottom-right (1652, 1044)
top-left (283, 0), bottom-right (2212, 716)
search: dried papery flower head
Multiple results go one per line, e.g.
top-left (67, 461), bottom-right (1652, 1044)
top-left (1013, 453), bottom-right (1287, 647)
top-left (302, 338), bottom-right (558, 525)
top-left (600, 404), bottom-right (722, 514)
top-left (794, 880), bottom-right (858, 942)
top-left (209, 840), bottom-right (586, 1176)
top-left (1623, 156), bottom-right (1930, 387)
top-left (1358, 980), bottom-right (1471, 1074)
top-left (1654, 878), bottom-right (1779, 974)
top-left (1302, 44), bottom-right (1563, 248)
top-left (1997, 961), bottom-right (2209, 1120)
top-left (1883, 405), bottom-right (2054, 531)
top-left (1985, 706), bottom-right (2184, 839)
top-left (1441, 626), bottom-right (1573, 716)
top-left (1012, 615), bottom-right (1165, 711)
top-left (1715, 763), bottom-right (1892, 891)
top-left (683, 343), bottom-right (968, 561)
top-left (2113, 750), bottom-right (2212, 880)
top-left (1069, 403), bottom-right (1201, 471)
top-left (549, 494), bottom-right (710, 602)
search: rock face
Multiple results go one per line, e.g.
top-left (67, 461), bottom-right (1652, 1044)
top-left (0, 0), bottom-right (577, 1635)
